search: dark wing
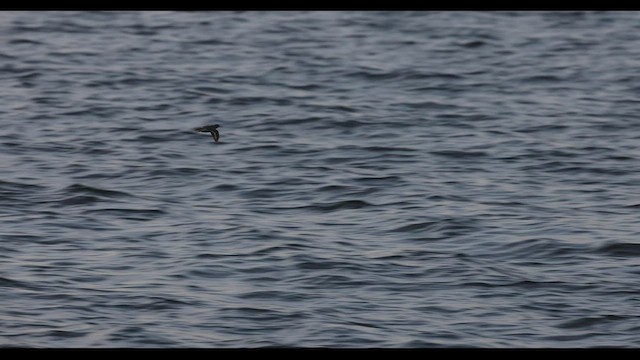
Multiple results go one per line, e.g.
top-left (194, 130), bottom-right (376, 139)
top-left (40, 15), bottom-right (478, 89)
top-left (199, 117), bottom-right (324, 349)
top-left (211, 130), bottom-right (220, 142)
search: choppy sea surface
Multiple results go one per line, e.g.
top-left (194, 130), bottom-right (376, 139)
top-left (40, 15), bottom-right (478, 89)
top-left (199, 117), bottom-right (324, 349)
top-left (2, 11), bottom-right (640, 348)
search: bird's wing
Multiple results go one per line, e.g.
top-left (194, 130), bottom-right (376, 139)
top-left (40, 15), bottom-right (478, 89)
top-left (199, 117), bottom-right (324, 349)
top-left (211, 130), bottom-right (220, 142)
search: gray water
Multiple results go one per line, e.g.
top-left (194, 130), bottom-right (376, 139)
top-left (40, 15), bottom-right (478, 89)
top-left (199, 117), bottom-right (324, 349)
top-left (2, 11), bottom-right (640, 348)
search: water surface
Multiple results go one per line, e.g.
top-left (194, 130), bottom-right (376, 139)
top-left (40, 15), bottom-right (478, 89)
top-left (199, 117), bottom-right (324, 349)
top-left (2, 11), bottom-right (640, 347)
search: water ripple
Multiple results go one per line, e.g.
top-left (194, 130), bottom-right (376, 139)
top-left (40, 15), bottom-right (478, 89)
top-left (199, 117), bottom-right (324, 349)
top-left (2, 10), bottom-right (640, 348)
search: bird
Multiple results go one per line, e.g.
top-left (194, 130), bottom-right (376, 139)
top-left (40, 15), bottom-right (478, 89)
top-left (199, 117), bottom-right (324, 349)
top-left (195, 124), bottom-right (221, 143)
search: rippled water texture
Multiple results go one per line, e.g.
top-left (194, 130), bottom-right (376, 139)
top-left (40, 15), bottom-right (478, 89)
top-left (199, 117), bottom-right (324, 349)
top-left (2, 11), bottom-right (640, 347)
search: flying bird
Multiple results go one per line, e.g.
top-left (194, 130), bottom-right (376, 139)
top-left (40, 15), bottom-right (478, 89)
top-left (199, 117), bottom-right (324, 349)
top-left (195, 124), bottom-right (221, 143)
